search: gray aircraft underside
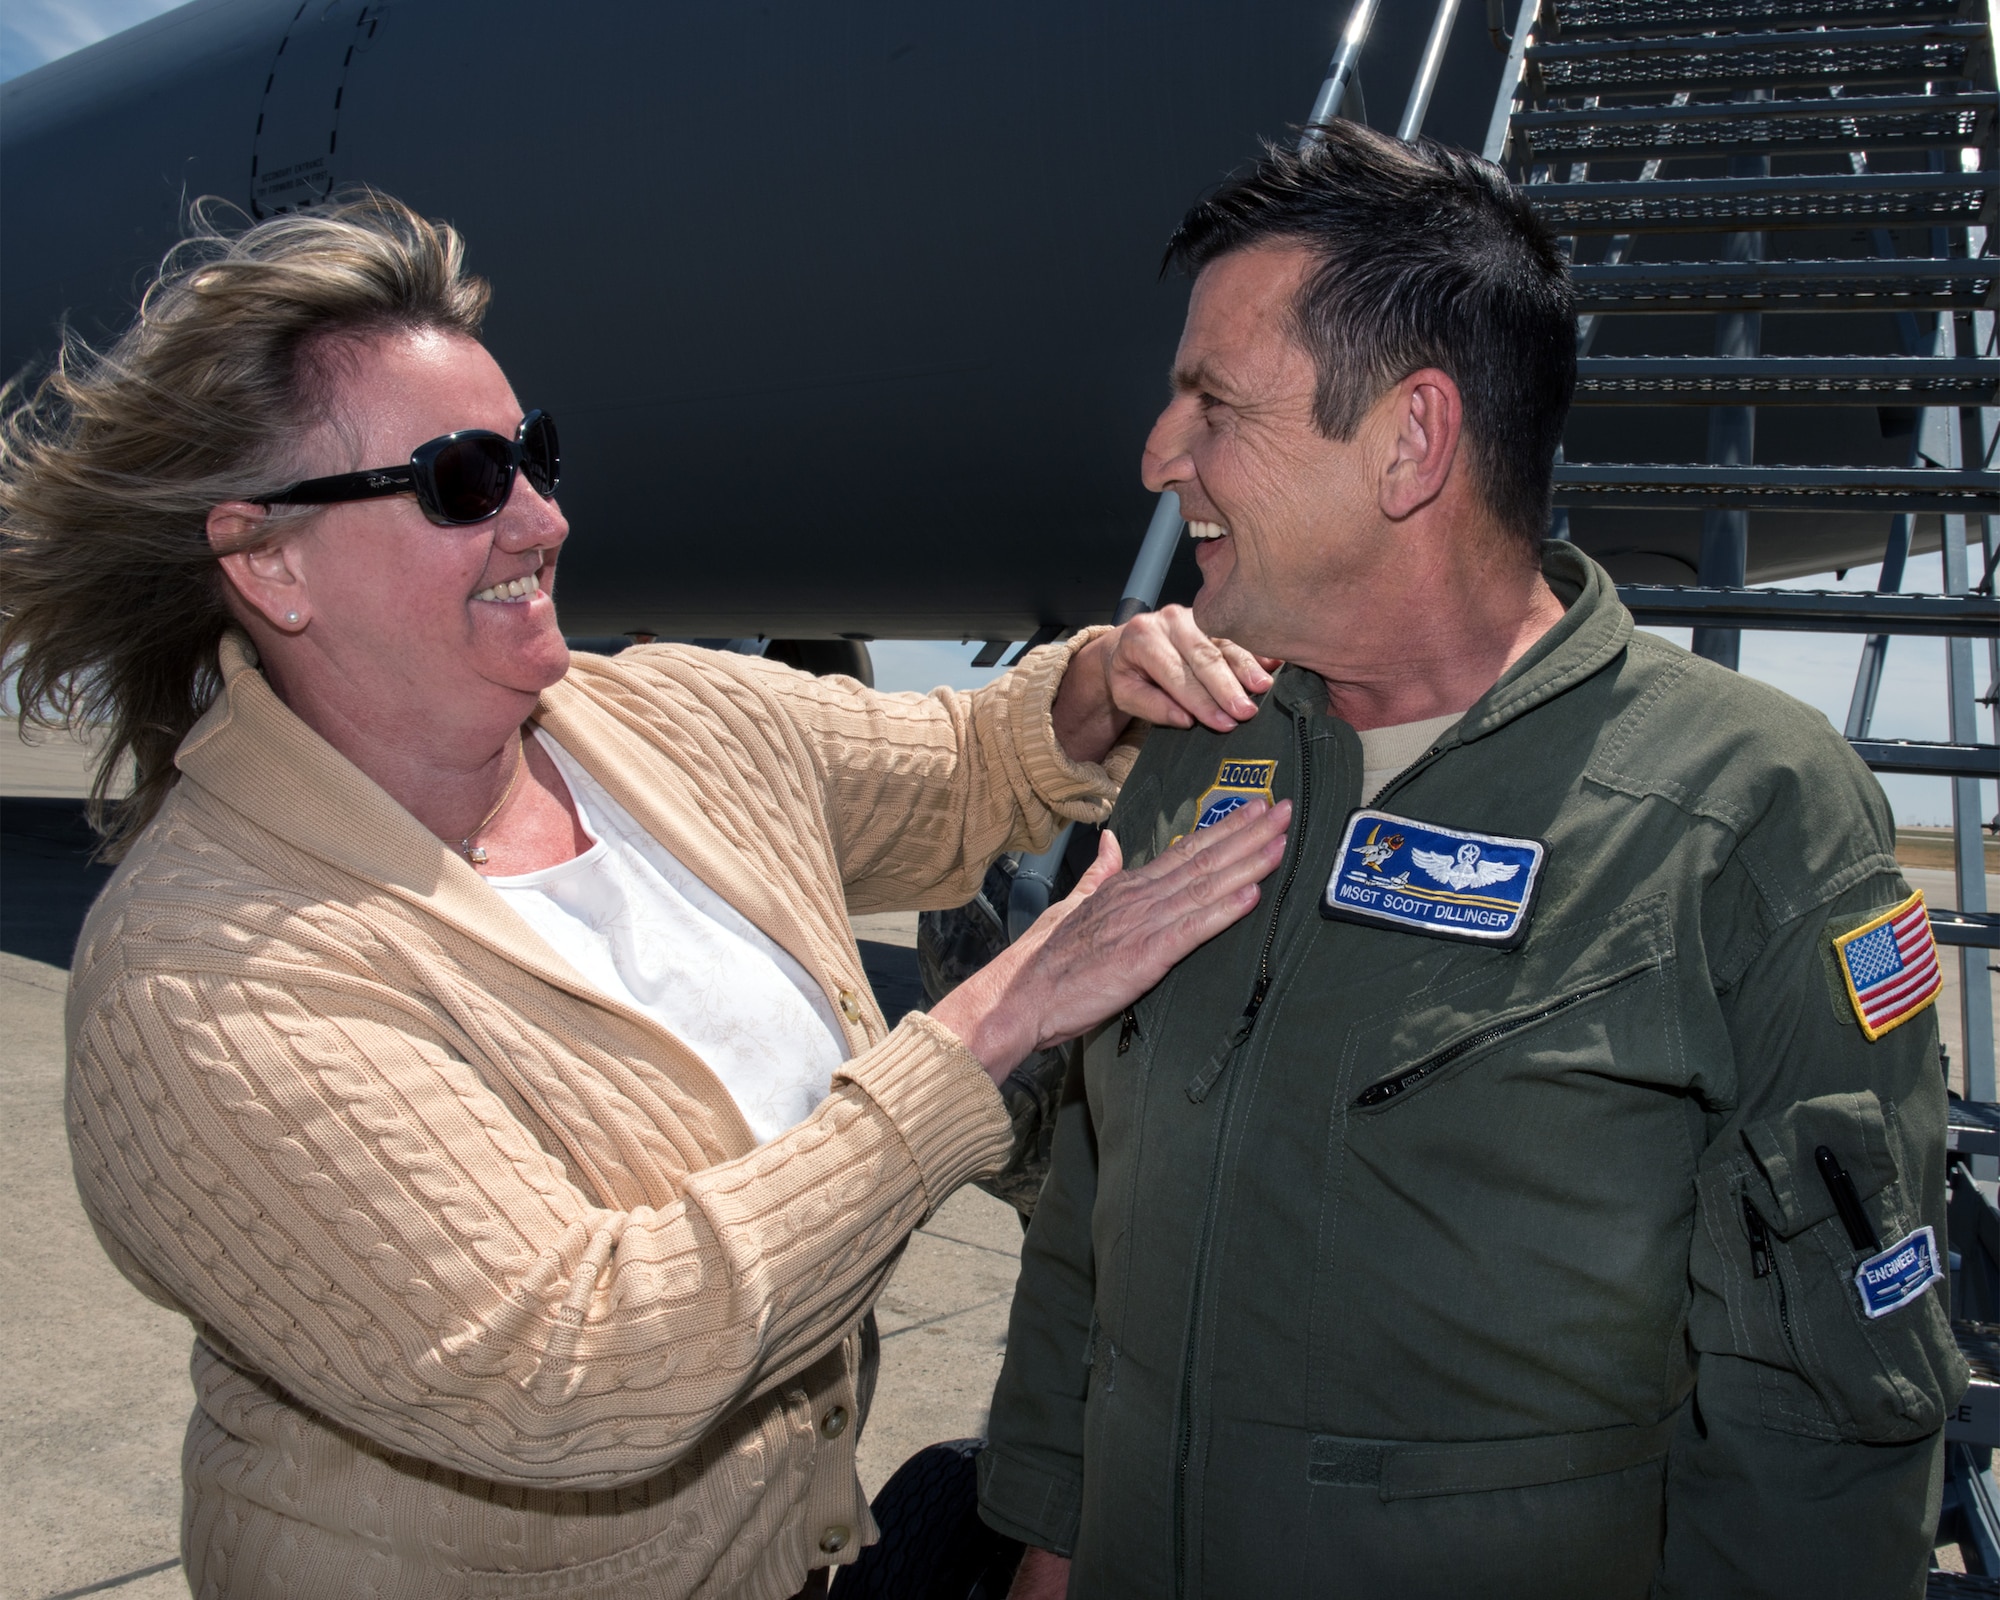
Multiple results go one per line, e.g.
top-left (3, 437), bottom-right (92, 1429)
top-left (2, 0), bottom-right (1921, 644)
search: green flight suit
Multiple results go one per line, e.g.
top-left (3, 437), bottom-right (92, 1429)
top-left (978, 543), bottom-right (1965, 1599)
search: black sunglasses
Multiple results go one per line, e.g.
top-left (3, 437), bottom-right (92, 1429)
top-left (260, 410), bottom-right (560, 526)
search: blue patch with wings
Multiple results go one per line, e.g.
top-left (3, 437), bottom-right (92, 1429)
top-left (1322, 809), bottom-right (1546, 947)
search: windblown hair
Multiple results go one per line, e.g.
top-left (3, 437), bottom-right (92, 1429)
top-left (0, 192), bottom-right (489, 855)
top-left (1165, 121), bottom-right (1576, 548)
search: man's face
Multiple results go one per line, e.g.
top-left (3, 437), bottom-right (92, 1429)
top-left (1141, 245), bottom-right (1381, 655)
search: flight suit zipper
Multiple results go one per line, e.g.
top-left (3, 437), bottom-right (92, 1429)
top-left (1243, 716), bottom-right (1315, 1025)
top-left (1172, 712), bottom-right (1314, 1597)
top-left (1368, 738), bottom-right (1451, 810)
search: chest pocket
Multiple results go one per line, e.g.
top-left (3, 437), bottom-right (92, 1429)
top-left (1341, 893), bottom-right (1680, 1116)
top-left (1305, 896), bottom-right (1694, 1424)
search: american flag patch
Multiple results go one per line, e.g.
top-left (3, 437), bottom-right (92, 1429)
top-left (1833, 890), bottom-right (1943, 1042)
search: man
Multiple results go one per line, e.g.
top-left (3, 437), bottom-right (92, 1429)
top-left (978, 122), bottom-right (1964, 1599)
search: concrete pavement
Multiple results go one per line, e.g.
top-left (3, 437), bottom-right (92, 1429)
top-left (2, 950), bottom-right (191, 1600)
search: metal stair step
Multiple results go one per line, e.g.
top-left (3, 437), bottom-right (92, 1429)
top-left (1926, 1571), bottom-right (2000, 1598)
top-left (1613, 584), bottom-right (2000, 634)
top-left (1932, 910), bottom-right (2000, 949)
top-left (1850, 738), bottom-right (2000, 777)
top-left (1526, 24), bottom-right (1988, 98)
top-left (1525, 170), bottom-right (1997, 233)
top-left (1926, 1574), bottom-right (2000, 1598)
top-left (1552, 461), bottom-right (2000, 510)
top-left (1574, 356), bottom-right (2000, 404)
top-left (1570, 256), bottom-right (1999, 313)
top-left (1512, 90), bottom-right (1995, 162)
top-left (1946, 1101), bottom-right (2000, 1153)
top-left (1952, 1320), bottom-right (2000, 1392)
top-left (1548, 0), bottom-right (1971, 41)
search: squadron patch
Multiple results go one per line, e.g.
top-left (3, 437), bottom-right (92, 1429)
top-left (1323, 809), bottom-right (1546, 947)
top-left (1193, 759), bottom-right (1278, 832)
top-left (1832, 889), bottom-right (1941, 1041)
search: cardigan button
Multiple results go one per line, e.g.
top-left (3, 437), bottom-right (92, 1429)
top-left (819, 1524), bottom-right (852, 1555)
top-left (837, 989), bottom-right (863, 1024)
top-left (820, 1405), bottom-right (849, 1439)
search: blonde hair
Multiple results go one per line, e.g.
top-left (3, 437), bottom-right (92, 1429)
top-left (0, 191), bottom-right (490, 855)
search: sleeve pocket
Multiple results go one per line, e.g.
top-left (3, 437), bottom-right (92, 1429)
top-left (1701, 1090), bottom-right (1965, 1444)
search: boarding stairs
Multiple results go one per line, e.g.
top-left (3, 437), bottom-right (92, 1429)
top-left (1479, 0), bottom-right (2000, 1575)
top-left (1485, 0), bottom-right (1997, 1062)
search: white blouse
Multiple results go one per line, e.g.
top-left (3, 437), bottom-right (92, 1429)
top-left (486, 731), bottom-right (849, 1144)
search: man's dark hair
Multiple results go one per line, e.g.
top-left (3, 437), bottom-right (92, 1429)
top-left (1165, 120), bottom-right (1576, 548)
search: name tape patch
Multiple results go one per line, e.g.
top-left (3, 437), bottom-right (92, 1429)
top-left (1833, 889), bottom-right (1943, 1042)
top-left (1323, 809), bottom-right (1546, 947)
top-left (1855, 1224), bottom-right (1943, 1319)
top-left (1193, 759), bottom-right (1277, 833)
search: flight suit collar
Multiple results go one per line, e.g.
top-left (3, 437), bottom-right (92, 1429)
top-left (1266, 541), bottom-right (1631, 745)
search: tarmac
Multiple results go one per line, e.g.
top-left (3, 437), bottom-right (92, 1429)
top-left (4, 729), bottom-right (1996, 1597)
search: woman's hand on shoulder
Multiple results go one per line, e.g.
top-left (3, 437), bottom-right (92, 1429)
top-left (1051, 606), bottom-right (1280, 765)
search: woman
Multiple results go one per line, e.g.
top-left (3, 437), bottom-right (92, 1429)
top-left (1, 194), bottom-right (1286, 1599)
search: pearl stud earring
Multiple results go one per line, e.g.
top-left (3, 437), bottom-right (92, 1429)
top-left (283, 610), bottom-right (301, 626)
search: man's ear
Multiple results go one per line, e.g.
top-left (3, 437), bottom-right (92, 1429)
top-left (208, 502), bottom-right (310, 632)
top-left (1377, 367), bottom-right (1463, 524)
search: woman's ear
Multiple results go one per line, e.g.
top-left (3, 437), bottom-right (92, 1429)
top-left (208, 503), bottom-right (310, 632)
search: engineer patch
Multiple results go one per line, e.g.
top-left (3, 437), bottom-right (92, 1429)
top-left (1193, 759), bottom-right (1277, 832)
top-left (1832, 889), bottom-right (1942, 1041)
top-left (1323, 809), bottom-right (1545, 947)
top-left (1855, 1225), bottom-right (1943, 1319)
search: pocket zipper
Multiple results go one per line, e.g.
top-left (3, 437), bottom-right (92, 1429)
top-left (1743, 1194), bottom-right (1775, 1279)
top-left (1352, 970), bottom-right (1643, 1109)
top-left (1742, 1193), bottom-right (1798, 1359)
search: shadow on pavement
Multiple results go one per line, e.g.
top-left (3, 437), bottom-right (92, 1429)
top-left (2, 798), bottom-right (111, 970)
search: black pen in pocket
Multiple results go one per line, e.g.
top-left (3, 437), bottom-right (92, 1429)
top-left (1815, 1144), bottom-right (1882, 1254)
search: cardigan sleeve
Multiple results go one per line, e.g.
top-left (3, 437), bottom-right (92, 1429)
top-left (731, 629), bottom-right (1142, 914)
top-left (66, 948), bottom-right (1010, 1491)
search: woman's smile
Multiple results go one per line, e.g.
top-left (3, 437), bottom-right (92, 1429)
top-left (471, 566), bottom-right (548, 605)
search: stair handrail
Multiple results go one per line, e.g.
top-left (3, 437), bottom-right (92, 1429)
top-left (1398, 0), bottom-right (1465, 141)
top-left (1303, 0), bottom-right (1385, 145)
top-left (1483, 0), bottom-right (1542, 161)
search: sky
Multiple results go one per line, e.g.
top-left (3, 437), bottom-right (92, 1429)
top-left (0, 0), bottom-right (180, 81)
top-left (4, 5), bottom-right (1991, 826)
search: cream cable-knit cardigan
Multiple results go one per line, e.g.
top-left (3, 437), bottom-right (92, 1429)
top-left (65, 628), bottom-right (1133, 1600)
